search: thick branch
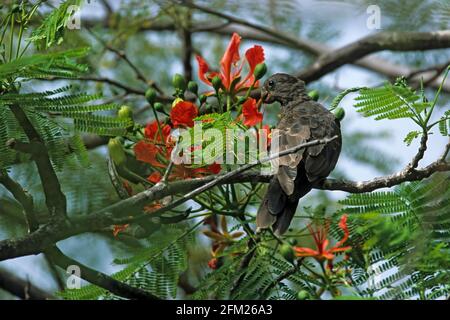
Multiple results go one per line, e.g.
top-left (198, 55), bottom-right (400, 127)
top-left (7, 106), bottom-right (67, 218)
top-left (0, 171), bottom-right (38, 232)
top-left (297, 31), bottom-right (450, 83)
top-left (48, 247), bottom-right (159, 300)
top-left (0, 268), bottom-right (55, 300)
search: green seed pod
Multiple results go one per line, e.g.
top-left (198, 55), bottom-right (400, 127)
top-left (172, 73), bottom-right (186, 91)
top-left (187, 81), bottom-right (199, 95)
top-left (254, 63), bottom-right (267, 80)
top-left (308, 90), bottom-right (320, 101)
top-left (118, 105), bottom-right (133, 120)
top-left (279, 243), bottom-right (295, 263)
top-left (145, 88), bottom-right (157, 104)
top-left (296, 290), bottom-right (310, 300)
top-left (211, 75), bottom-right (223, 92)
top-left (333, 107), bottom-right (345, 122)
top-left (154, 102), bottom-right (165, 113)
top-left (108, 138), bottom-right (126, 166)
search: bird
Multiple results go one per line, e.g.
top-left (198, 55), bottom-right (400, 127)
top-left (256, 73), bottom-right (342, 235)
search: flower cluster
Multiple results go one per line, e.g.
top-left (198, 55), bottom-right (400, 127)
top-left (294, 214), bottom-right (351, 262)
top-left (202, 215), bottom-right (244, 269)
top-left (131, 33), bottom-right (271, 184)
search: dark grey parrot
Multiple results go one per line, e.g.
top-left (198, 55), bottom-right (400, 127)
top-left (256, 73), bottom-right (342, 235)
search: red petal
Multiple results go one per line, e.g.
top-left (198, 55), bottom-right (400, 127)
top-left (134, 141), bottom-right (165, 167)
top-left (170, 101), bottom-right (199, 128)
top-left (196, 55), bottom-right (212, 85)
top-left (294, 246), bottom-right (320, 257)
top-left (242, 98), bottom-right (263, 126)
top-left (144, 121), bottom-right (171, 143)
top-left (334, 214), bottom-right (350, 249)
top-left (207, 162), bottom-right (222, 174)
top-left (147, 171), bottom-right (162, 183)
top-left (220, 33), bottom-right (241, 89)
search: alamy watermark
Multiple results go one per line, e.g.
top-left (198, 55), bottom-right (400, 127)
top-left (366, 4), bottom-right (381, 30)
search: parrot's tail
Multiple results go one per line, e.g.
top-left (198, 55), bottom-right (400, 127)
top-left (256, 195), bottom-right (302, 236)
top-left (256, 167), bottom-right (312, 236)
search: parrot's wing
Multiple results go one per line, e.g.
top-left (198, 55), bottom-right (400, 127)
top-left (302, 102), bottom-right (342, 181)
top-left (275, 121), bottom-right (310, 195)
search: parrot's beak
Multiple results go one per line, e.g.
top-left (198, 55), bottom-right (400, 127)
top-left (261, 88), bottom-right (274, 103)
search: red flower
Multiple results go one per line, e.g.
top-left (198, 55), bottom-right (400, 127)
top-left (242, 98), bottom-right (263, 126)
top-left (134, 140), bottom-right (166, 167)
top-left (196, 32), bottom-right (265, 92)
top-left (144, 120), bottom-right (171, 143)
top-left (147, 171), bottom-right (162, 183)
top-left (169, 162), bottom-right (222, 180)
top-left (112, 224), bottom-right (129, 237)
top-left (294, 215), bottom-right (351, 261)
top-left (170, 101), bottom-right (199, 128)
top-left (208, 258), bottom-right (219, 270)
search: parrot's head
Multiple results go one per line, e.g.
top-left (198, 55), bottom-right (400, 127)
top-left (261, 73), bottom-right (308, 106)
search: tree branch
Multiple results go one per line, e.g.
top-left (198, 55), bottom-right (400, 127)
top-left (7, 105), bottom-right (67, 219)
top-left (48, 247), bottom-right (160, 300)
top-left (0, 170), bottom-right (38, 232)
top-left (0, 268), bottom-right (55, 300)
top-left (297, 30), bottom-right (450, 83)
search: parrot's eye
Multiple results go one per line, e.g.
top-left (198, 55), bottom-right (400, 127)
top-left (268, 80), bottom-right (275, 89)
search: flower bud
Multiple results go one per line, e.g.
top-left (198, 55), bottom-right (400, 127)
top-left (279, 243), bottom-right (295, 263)
top-left (296, 290), bottom-right (310, 300)
top-left (254, 63), bottom-right (267, 80)
top-left (154, 102), bottom-right (165, 113)
top-left (172, 73), bottom-right (186, 91)
top-left (118, 105), bottom-right (133, 120)
top-left (187, 81), bottom-right (198, 95)
top-left (308, 90), bottom-right (319, 101)
top-left (333, 107), bottom-right (345, 122)
top-left (108, 138), bottom-right (126, 166)
top-left (145, 88), bottom-right (157, 104)
top-left (211, 75), bottom-right (222, 92)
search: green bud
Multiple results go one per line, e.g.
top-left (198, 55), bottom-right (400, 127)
top-left (145, 88), bottom-right (157, 104)
top-left (211, 76), bottom-right (222, 91)
top-left (187, 81), bottom-right (199, 95)
top-left (333, 107), bottom-right (345, 122)
top-left (108, 138), bottom-right (126, 166)
top-left (172, 73), bottom-right (186, 91)
top-left (287, 238), bottom-right (298, 246)
top-left (308, 90), bottom-right (319, 101)
top-left (296, 290), bottom-right (310, 300)
top-left (118, 105), bottom-right (133, 120)
top-left (199, 94), bottom-right (207, 104)
top-left (254, 63), bottom-right (267, 80)
top-left (154, 102), bottom-right (165, 113)
top-left (279, 243), bottom-right (295, 263)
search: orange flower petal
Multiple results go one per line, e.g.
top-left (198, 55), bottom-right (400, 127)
top-left (242, 98), bottom-right (263, 126)
top-left (170, 101), bottom-right (199, 128)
